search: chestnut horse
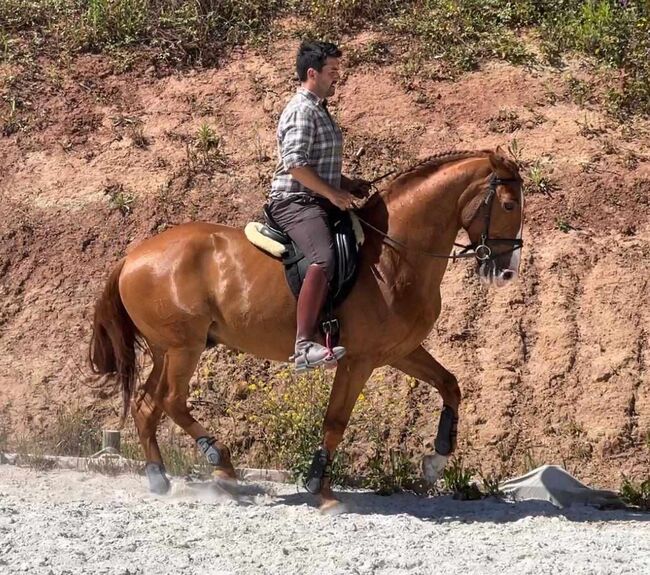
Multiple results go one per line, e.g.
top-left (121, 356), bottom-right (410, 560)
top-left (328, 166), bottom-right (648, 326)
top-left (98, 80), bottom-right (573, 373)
top-left (89, 149), bottom-right (523, 509)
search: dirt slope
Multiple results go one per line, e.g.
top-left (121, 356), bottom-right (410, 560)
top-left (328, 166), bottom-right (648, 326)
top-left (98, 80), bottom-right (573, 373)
top-left (0, 33), bottom-right (648, 488)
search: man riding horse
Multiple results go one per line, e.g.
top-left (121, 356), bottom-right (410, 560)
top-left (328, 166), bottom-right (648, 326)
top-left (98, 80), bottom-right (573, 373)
top-left (267, 41), bottom-right (370, 372)
top-left (89, 38), bottom-right (525, 507)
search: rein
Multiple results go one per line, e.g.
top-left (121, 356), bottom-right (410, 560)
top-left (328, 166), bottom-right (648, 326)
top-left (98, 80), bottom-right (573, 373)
top-left (368, 170), bottom-right (396, 185)
top-left (356, 174), bottom-right (523, 262)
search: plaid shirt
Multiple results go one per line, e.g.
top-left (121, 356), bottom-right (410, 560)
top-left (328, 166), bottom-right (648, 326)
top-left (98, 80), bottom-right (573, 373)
top-left (269, 87), bottom-right (343, 200)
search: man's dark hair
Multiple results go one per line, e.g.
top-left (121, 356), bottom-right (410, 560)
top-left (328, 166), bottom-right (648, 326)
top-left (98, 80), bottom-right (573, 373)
top-left (296, 41), bottom-right (342, 82)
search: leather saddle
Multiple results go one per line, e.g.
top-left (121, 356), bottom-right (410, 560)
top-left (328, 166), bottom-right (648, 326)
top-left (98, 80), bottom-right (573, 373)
top-left (259, 204), bottom-right (361, 307)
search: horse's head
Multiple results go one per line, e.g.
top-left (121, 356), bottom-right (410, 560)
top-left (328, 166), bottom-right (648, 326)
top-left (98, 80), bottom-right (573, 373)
top-left (461, 148), bottom-right (524, 287)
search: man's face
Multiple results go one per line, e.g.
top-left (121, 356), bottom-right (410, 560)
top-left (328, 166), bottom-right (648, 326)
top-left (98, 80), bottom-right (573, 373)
top-left (311, 57), bottom-right (340, 98)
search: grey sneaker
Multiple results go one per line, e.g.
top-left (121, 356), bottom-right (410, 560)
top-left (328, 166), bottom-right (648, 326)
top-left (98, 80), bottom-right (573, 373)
top-left (293, 341), bottom-right (346, 372)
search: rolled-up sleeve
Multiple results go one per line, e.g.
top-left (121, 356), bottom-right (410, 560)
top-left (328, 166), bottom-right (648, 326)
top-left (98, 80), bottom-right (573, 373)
top-left (279, 108), bottom-right (315, 170)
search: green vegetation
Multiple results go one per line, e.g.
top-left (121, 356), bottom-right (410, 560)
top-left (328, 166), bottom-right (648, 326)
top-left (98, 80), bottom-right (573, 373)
top-left (44, 404), bottom-right (103, 456)
top-left (619, 476), bottom-right (650, 510)
top-left (442, 457), bottom-right (483, 500)
top-left (479, 470), bottom-right (504, 498)
top-left (1, 98), bottom-right (25, 137)
top-left (392, 1), bottom-right (534, 75)
top-left (232, 367), bottom-right (423, 492)
top-left (0, 0), bottom-right (282, 64)
top-left (527, 160), bottom-right (555, 195)
top-left (104, 182), bottom-right (136, 214)
top-left (507, 138), bottom-right (525, 167)
top-left (11, 405), bottom-right (101, 468)
top-left (243, 368), bottom-right (351, 486)
top-left (1, 2), bottom-right (648, 115)
top-left (555, 217), bottom-right (573, 233)
top-left (185, 123), bottom-right (228, 177)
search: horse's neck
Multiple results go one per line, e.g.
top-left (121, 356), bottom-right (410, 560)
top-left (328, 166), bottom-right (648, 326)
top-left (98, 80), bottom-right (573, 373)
top-left (362, 161), bottom-right (482, 301)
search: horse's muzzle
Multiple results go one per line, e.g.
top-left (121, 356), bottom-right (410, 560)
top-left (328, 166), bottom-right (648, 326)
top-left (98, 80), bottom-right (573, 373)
top-left (478, 261), bottom-right (518, 287)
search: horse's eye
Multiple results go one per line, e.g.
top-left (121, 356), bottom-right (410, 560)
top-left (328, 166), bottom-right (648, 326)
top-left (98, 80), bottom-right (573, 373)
top-left (504, 201), bottom-right (516, 212)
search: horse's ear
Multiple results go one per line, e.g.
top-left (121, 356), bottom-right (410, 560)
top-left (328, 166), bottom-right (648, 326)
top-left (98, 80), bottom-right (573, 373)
top-left (489, 147), bottom-right (508, 173)
top-left (490, 147), bottom-right (522, 184)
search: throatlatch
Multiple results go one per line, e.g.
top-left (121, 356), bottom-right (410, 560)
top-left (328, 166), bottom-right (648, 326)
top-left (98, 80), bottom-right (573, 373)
top-left (304, 446), bottom-right (332, 494)
top-left (196, 436), bottom-right (222, 466)
top-left (434, 405), bottom-right (458, 456)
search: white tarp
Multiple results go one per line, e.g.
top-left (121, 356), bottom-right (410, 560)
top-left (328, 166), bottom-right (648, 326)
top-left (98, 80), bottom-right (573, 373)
top-left (500, 464), bottom-right (623, 509)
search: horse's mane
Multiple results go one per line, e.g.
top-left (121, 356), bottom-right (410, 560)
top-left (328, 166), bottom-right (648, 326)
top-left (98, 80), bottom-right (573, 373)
top-left (386, 149), bottom-right (492, 186)
top-left (361, 148), bottom-right (520, 211)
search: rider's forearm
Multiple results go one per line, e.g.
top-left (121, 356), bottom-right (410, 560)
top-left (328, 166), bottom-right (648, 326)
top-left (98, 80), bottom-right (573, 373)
top-left (288, 166), bottom-right (341, 200)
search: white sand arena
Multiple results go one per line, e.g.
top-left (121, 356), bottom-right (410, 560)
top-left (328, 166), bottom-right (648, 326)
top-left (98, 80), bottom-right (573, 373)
top-left (1, 466), bottom-right (649, 574)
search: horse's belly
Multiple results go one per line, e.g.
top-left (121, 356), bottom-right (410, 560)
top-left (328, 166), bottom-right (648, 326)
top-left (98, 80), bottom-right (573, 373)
top-left (207, 314), bottom-right (295, 362)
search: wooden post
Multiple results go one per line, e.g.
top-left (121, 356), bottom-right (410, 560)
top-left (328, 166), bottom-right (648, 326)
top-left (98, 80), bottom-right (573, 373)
top-left (102, 429), bottom-right (121, 454)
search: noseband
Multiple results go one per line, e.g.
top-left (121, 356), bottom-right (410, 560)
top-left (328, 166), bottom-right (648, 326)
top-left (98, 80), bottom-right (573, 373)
top-left (356, 174), bottom-right (524, 262)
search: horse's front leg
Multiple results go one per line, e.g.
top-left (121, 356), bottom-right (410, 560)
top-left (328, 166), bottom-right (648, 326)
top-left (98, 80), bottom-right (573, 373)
top-left (390, 345), bottom-right (461, 483)
top-left (305, 359), bottom-right (374, 511)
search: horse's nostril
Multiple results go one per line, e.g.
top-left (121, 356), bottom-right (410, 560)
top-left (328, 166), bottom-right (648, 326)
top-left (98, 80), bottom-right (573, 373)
top-left (502, 270), bottom-right (514, 281)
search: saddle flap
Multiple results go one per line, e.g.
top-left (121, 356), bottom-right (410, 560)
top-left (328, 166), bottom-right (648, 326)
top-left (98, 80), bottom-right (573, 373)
top-left (332, 213), bottom-right (359, 296)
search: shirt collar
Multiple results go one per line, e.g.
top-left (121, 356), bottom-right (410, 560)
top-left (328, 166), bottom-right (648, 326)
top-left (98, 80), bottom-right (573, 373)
top-left (298, 87), bottom-right (326, 106)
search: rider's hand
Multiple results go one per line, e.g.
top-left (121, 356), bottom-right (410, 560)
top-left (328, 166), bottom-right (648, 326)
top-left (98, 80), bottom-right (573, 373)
top-left (328, 189), bottom-right (357, 211)
top-left (349, 178), bottom-right (372, 198)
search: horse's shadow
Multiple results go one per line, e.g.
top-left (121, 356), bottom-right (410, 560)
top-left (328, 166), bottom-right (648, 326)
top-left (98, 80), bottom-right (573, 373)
top-left (270, 488), bottom-right (650, 524)
top-left (179, 478), bottom-right (648, 524)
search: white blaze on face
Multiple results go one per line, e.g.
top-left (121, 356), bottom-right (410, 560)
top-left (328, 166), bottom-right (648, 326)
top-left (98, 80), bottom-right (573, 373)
top-left (481, 183), bottom-right (524, 287)
top-left (504, 184), bottom-right (524, 279)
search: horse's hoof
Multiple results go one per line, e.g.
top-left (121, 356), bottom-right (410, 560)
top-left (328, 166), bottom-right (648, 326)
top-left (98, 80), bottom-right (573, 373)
top-left (145, 462), bottom-right (171, 495)
top-left (422, 453), bottom-right (449, 483)
top-left (319, 497), bottom-right (347, 515)
top-left (212, 467), bottom-right (237, 482)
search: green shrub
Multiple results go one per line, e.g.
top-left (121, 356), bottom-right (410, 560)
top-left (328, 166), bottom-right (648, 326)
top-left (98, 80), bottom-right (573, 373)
top-left (297, 0), bottom-right (404, 32)
top-left (2, 1), bottom-right (648, 115)
top-left (81, 0), bottom-right (151, 50)
top-left (620, 476), bottom-right (650, 510)
top-left (393, 0), bottom-right (535, 74)
top-left (480, 470), bottom-right (504, 498)
top-left (245, 368), bottom-right (347, 484)
top-left (240, 366), bottom-right (421, 491)
top-left (45, 404), bottom-right (102, 457)
top-left (540, 1), bottom-right (650, 117)
top-left (442, 456), bottom-right (482, 500)
top-left (0, 0), bottom-right (59, 32)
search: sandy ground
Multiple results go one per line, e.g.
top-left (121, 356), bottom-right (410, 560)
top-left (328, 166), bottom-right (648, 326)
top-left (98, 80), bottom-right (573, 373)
top-left (0, 466), bottom-right (649, 575)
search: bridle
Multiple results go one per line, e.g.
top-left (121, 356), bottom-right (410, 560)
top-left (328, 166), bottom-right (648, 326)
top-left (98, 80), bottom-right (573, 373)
top-left (355, 173), bottom-right (524, 262)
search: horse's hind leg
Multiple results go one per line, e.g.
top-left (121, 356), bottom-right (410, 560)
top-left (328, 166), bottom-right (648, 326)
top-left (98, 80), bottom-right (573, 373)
top-left (390, 345), bottom-right (461, 483)
top-left (160, 346), bottom-right (236, 480)
top-left (131, 348), bottom-right (168, 494)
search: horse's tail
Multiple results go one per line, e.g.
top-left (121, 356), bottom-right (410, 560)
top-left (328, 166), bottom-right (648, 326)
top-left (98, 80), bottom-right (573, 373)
top-left (89, 259), bottom-right (140, 428)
